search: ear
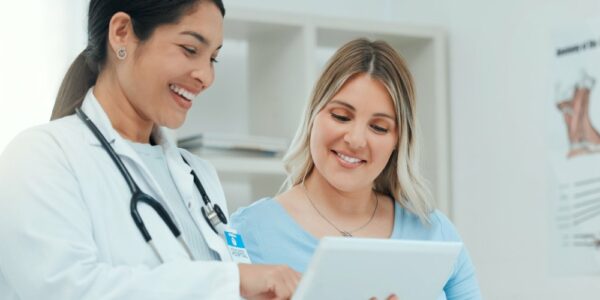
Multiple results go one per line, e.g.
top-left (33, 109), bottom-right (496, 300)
top-left (107, 12), bottom-right (135, 59)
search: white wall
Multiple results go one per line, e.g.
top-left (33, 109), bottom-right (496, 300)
top-left (225, 0), bottom-right (600, 299)
top-left (0, 0), bottom-right (86, 151)
top-left (436, 1), bottom-right (600, 299)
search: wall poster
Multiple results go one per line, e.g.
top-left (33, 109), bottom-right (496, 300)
top-left (549, 19), bottom-right (600, 275)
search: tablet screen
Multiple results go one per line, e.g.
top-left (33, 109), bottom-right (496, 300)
top-left (292, 237), bottom-right (462, 300)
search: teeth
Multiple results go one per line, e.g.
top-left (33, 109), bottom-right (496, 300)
top-left (336, 152), bottom-right (362, 164)
top-left (169, 84), bottom-right (197, 101)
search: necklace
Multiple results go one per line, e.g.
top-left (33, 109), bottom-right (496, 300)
top-left (301, 181), bottom-right (378, 237)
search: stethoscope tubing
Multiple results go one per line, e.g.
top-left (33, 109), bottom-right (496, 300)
top-left (76, 108), bottom-right (140, 194)
top-left (75, 108), bottom-right (222, 261)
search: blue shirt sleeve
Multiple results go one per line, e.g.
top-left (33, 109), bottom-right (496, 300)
top-left (229, 198), bottom-right (317, 272)
top-left (433, 212), bottom-right (482, 300)
top-left (229, 206), bottom-right (266, 264)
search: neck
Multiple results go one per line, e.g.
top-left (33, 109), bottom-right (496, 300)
top-left (93, 68), bottom-right (153, 143)
top-left (304, 170), bottom-right (375, 216)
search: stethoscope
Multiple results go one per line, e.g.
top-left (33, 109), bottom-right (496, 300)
top-left (75, 108), bottom-right (228, 262)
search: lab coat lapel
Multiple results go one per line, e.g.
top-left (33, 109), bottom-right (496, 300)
top-left (160, 130), bottom-right (195, 203)
top-left (164, 141), bottom-right (231, 261)
top-left (79, 89), bottom-right (183, 231)
top-left (81, 89), bottom-right (230, 261)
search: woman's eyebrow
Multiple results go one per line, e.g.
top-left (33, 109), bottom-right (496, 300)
top-left (330, 100), bottom-right (395, 121)
top-left (373, 112), bottom-right (395, 121)
top-left (180, 31), bottom-right (222, 50)
top-left (329, 100), bottom-right (355, 111)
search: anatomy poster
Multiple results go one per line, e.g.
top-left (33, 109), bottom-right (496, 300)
top-left (549, 19), bottom-right (600, 275)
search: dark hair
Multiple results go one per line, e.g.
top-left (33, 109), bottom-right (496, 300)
top-left (51, 0), bottom-right (225, 120)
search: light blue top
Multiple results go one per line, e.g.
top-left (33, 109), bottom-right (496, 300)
top-left (230, 197), bottom-right (482, 300)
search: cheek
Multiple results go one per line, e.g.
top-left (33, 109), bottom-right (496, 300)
top-left (309, 125), bottom-right (323, 161)
top-left (312, 115), bottom-right (344, 145)
top-left (310, 115), bottom-right (326, 146)
top-left (126, 62), bottom-right (173, 123)
top-left (309, 116), bottom-right (335, 162)
top-left (138, 60), bottom-right (174, 101)
top-left (119, 65), bottom-right (146, 109)
top-left (373, 136), bottom-right (397, 165)
top-left (134, 47), bottom-right (176, 85)
top-left (126, 57), bottom-right (156, 93)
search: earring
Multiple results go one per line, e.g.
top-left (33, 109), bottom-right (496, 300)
top-left (116, 47), bottom-right (127, 60)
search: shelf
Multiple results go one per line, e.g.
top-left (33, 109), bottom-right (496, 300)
top-left (197, 154), bottom-right (286, 176)
top-left (179, 8), bottom-right (450, 215)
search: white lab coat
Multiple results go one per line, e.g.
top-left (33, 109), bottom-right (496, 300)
top-left (0, 90), bottom-right (240, 299)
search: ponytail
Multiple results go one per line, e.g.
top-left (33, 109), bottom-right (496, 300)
top-left (50, 50), bottom-right (98, 120)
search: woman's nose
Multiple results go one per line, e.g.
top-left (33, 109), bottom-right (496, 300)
top-left (343, 124), bottom-right (367, 149)
top-left (190, 60), bottom-right (214, 91)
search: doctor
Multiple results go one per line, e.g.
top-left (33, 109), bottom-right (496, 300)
top-left (0, 0), bottom-right (299, 299)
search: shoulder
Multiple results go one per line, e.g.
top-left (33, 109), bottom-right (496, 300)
top-left (28, 115), bottom-right (84, 141)
top-left (1, 116), bottom-right (82, 165)
top-left (428, 210), bottom-right (463, 242)
top-left (7, 115), bottom-right (80, 142)
top-left (230, 197), bottom-right (290, 239)
top-left (229, 197), bottom-right (286, 264)
top-left (0, 118), bottom-right (86, 215)
top-left (395, 203), bottom-right (462, 242)
top-left (230, 197), bottom-right (279, 227)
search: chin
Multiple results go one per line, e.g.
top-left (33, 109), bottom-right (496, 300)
top-left (160, 114), bottom-right (187, 129)
top-left (327, 176), bottom-right (368, 193)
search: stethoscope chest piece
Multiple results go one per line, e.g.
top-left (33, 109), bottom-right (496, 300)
top-left (202, 203), bottom-right (228, 234)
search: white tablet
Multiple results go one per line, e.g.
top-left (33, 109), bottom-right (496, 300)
top-left (292, 237), bottom-right (462, 300)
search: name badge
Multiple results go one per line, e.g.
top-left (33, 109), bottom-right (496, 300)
top-left (223, 227), bottom-right (252, 264)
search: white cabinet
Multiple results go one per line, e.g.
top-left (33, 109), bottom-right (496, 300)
top-left (177, 9), bottom-right (451, 216)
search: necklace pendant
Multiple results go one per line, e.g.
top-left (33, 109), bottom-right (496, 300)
top-left (340, 231), bottom-right (353, 237)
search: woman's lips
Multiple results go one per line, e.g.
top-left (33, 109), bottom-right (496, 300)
top-left (331, 150), bottom-right (366, 169)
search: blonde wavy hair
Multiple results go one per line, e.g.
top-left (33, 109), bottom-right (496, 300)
top-left (282, 38), bottom-right (434, 223)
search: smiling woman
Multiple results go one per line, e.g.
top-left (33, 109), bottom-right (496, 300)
top-left (51, 0), bottom-right (225, 136)
top-left (309, 74), bottom-right (399, 195)
top-left (0, 1), bottom-right (302, 299)
top-left (230, 38), bottom-right (482, 299)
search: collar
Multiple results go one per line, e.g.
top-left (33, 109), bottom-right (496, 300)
top-left (80, 88), bottom-right (119, 146)
top-left (79, 88), bottom-right (194, 181)
top-left (79, 91), bottom-right (232, 258)
top-left (78, 87), bottom-right (196, 224)
top-left (80, 88), bottom-right (182, 160)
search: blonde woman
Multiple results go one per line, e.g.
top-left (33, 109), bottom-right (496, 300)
top-left (230, 38), bottom-right (481, 299)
